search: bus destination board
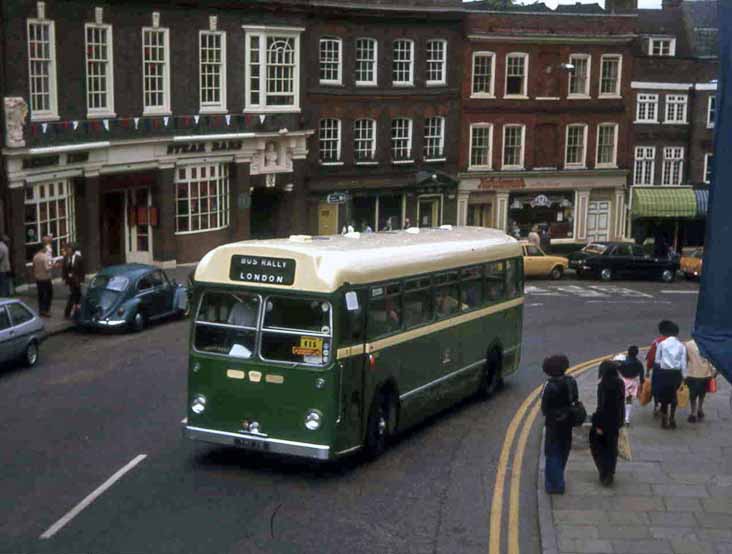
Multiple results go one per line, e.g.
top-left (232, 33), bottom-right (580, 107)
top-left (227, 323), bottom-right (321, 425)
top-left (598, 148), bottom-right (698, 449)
top-left (229, 255), bottom-right (296, 285)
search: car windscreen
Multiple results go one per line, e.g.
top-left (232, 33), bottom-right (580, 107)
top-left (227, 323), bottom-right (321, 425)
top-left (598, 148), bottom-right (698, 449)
top-left (90, 274), bottom-right (129, 292)
top-left (260, 297), bottom-right (332, 366)
top-left (194, 291), bottom-right (260, 358)
top-left (583, 244), bottom-right (607, 255)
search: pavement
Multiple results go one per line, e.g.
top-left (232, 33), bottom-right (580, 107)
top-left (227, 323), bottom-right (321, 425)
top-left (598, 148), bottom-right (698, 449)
top-left (539, 367), bottom-right (732, 554)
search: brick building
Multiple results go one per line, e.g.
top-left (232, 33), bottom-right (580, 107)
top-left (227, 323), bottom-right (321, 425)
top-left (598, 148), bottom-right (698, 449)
top-left (456, 5), bottom-right (637, 247)
top-left (629, 0), bottom-right (718, 249)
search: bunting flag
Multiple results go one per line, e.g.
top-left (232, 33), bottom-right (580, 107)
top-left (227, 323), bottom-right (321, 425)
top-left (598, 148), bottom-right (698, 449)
top-left (225, 114), bottom-right (231, 126)
top-left (102, 119), bottom-right (110, 131)
top-left (133, 117), bottom-right (140, 130)
top-left (259, 114), bottom-right (266, 124)
top-left (194, 115), bottom-right (200, 125)
top-left (693, 2), bottom-right (732, 382)
top-left (163, 116), bottom-right (169, 127)
top-left (41, 123), bottom-right (48, 134)
top-left (72, 120), bottom-right (79, 130)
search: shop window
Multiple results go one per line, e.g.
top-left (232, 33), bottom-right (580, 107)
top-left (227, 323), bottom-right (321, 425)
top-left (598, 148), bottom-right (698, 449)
top-left (508, 192), bottom-right (575, 240)
top-left (665, 94), bottom-right (687, 124)
top-left (460, 266), bottom-right (483, 311)
top-left (355, 38), bottom-right (377, 86)
top-left (24, 180), bottom-right (75, 262)
top-left (634, 146), bottom-right (655, 186)
top-left (596, 123), bottom-right (618, 168)
top-left (27, 17), bottom-right (58, 120)
top-left (424, 117), bottom-right (445, 160)
top-left (392, 39), bottom-right (414, 86)
top-left (662, 147), bottom-right (684, 186)
top-left (568, 54), bottom-right (590, 97)
top-left (352, 196), bottom-right (377, 232)
top-left (319, 118), bottom-right (341, 163)
top-left (142, 26), bottom-right (170, 114)
top-left (354, 119), bottom-right (376, 162)
top-left (472, 52), bottom-right (495, 97)
top-left (434, 272), bottom-right (459, 318)
top-left (599, 54), bottom-right (621, 97)
top-left (85, 23), bottom-right (114, 116)
top-left (636, 94), bottom-right (658, 123)
top-left (505, 53), bottom-right (528, 97)
top-left (469, 124), bottom-right (493, 170)
top-left (391, 118), bottom-right (413, 161)
top-left (175, 163), bottom-right (230, 233)
top-left (368, 283), bottom-right (402, 338)
top-left (199, 30), bottom-right (226, 112)
top-left (319, 37), bottom-right (342, 85)
top-left (378, 194), bottom-right (403, 231)
top-left (245, 28), bottom-right (300, 111)
top-left (403, 277), bottom-right (433, 328)
top-left (426, 39), bottom-right (446, 85)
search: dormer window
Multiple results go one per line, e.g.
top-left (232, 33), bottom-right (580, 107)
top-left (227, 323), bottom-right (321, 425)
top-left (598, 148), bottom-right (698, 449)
top-left (649, 37), bottom-right (675, 57)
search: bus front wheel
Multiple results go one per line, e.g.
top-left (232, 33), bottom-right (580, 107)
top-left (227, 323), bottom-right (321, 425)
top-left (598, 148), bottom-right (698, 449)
top-left (364, 390), bottom-right (395, 460)
top-left (479, 351), bottom-right (503, 400)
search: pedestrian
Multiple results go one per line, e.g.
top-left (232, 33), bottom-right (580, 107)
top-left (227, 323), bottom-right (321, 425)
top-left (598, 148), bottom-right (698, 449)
top-left (645, 320), bottom-right (672, 415)
top-left (383, 217), bottom-right (394, 232)
top-left (0, 234), bottom-right (11, 297)
top-left (652, 320), bottom-right (687, 429)
top-left (540, 354), bottom-right (577, 495)
top-left (617, 346), bottom-right (645, 425)
top-left (403, 217), bottom-right (411, 230)
top-left (589, 360), bottom-right (625, 486)
top-left (32, 244), bottom-right (53, 317)
top-left (528, 225), bottom-right (540, 248)
top-left (685, 338), bottom-right (717, 423)
top-left (540, 224), bottom-right (551, 252)
top-left (62, 243), bottom-right (85, 319)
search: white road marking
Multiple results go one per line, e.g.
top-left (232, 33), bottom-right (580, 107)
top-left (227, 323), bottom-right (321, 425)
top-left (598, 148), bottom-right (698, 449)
top-left (586, 300), bottom-right (672, 305)
top-left (526, 303), bottom-right (544, 307)
top-left (524, 286), bottom-right (564, 296)
top-left (555, 285), bottom-right (607, 298)
top-left (660, 290), bottom-right (698, 294)
top-left (588, 285), bottom-right (654, 298)
top-left (40, 454), bottom-right (147, 540)
top-left (181, 417), bottom-right (187, 424)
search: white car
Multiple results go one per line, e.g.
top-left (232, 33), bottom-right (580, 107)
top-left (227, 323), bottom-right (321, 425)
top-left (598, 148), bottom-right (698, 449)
top-left (0, 299), bottom-right (44, 367)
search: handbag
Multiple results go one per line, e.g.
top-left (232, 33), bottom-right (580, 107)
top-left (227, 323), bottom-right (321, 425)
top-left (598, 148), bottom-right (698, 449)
top-left (618, 428), bottom-right (632, 461)
top-left (638, 379), bottom-right (652, 406)
top-left (707, 377), bottom-right (718, 394)
top-left (567, 377), bottom-right (587, 427)
top-left (677, 383), bottom-right (690, 408)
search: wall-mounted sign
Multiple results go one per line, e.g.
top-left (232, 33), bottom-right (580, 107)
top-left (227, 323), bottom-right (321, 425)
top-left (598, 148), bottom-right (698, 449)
top-left (166, 140), bottom-right (243, 156)
top-left (229, 255), bottom-right (296, 285)
top-left (326, 192), bottom-right (348, 204)
top-left (22, 155), bottom-right (59, 169)
top-left (530, 194), bottom-right (552, 208)
top-left (479, 177), bottom-right (525, 190)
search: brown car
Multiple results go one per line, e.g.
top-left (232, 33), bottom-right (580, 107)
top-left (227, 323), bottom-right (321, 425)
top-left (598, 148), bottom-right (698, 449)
top-left (680, 248), bottom-right (703, 280)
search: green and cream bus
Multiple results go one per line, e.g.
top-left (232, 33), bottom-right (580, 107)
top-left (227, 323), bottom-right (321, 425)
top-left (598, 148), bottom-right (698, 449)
top-left (184, 226), bottom-right (523, 460)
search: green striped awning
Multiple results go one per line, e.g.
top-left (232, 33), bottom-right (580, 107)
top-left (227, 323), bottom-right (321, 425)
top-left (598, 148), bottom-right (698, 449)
top-left (631, 187), bottom-right (698, 219)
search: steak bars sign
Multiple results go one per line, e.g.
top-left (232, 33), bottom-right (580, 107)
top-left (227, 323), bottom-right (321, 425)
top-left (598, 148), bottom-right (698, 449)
top-left (229, 255), bottom-right (296, 285)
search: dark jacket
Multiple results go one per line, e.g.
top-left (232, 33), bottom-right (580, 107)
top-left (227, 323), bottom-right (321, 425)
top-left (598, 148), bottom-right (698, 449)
top-left (618, 356), bottom-right (644, 382)
top-left (541, 375), bottom-right (578, 427)
top-left (592, 372), bottom-right (625, 434)
top-left (63, 253), bottom-right (85, 288)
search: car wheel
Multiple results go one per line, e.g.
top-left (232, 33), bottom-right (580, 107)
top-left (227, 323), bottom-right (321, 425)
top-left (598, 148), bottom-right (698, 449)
top-left (661, 269), bottom-right (675, 283)
top-left (550, 266), bottom-right (564, 281)
top-left (600, 268), bottom-right (613, 281)
top-left (23, 340), bottom-right (39, 368)
top-left (364, 390), bottom-right (395, 460)
top-left (131, 311), bottom-right (145, 332)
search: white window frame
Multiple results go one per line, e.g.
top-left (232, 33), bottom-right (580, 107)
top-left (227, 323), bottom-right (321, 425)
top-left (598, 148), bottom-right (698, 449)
top-left (175, 163), bottom-right (231, 234)
top-left (634, 146), bottom-right (656, 186)
top-left (392, 39), bottom-right (414, 87)
top-left (354, 119), bottom-right (377, 163)
top-left (426, 39), bottom-right (447, 86)
top-left (318, 118), bottom-right (342, 165)
top-left (599, 54), bottom-right (622, 98)
top-left (664, 94), bottom-right (688, 124)
top-left (505, 52), bottom-right (528, 98)
top-left (471, 51), bottom-right (495, 98)
top-left (649, 37), bottom-right (676, 57)
top-left (319, 36), bottom-right (342, 86)
top-left (27, 18), bottom-right (58, 121)
top-left (595, 123), bottom-right (619, 168)
top-left (635, 93), bottom-right (658, 123)
top-left (391, 118), bottom-right (413, 162)
top-left (707, 95), bottom-right (716, 128)
top-left (424, 116), bottom-right (446, 161)
top-left (567, 54), bottom-right (591, 98)
top-left (661, 146), bottom-right (684, 186)
top-left (468, 123), bottom-right (493, 171)
top-left (565, 124), bottom-right (588, 168)
top-left (243, 26), bottom-right (302, 113)
top-left (85, 23), bottom-right (115, 118)
top-left (501, 124), bottom-right (525, 170)
top-left (142, 26), bottom-right (171, 115)
top-left (355, 37), bottom-right (377, 86)
top-left (199, 30), bottom-right (227, 113)
top-left (703, 153), bottom-right (713, 184)
top-left (23, 180), bottom-right (75, 262)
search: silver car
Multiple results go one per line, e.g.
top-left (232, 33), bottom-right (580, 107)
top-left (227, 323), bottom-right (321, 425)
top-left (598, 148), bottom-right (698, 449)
top-left (0, 299), bottom-right (44, 367)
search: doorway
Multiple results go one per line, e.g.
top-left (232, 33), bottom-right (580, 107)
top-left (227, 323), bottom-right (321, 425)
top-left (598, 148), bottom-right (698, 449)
top-left (318, 202), bottom-right (339, 236)
top-left (418, 195), bottom-right (442, 227)
top-left (251, 188), bottom-right (281, 239)
top-left (125, 187), bottom-right (153, 264)
top-left (587, 201), bottom-right (610, 242)
top-left (101, 192), bottom-right (125, 266)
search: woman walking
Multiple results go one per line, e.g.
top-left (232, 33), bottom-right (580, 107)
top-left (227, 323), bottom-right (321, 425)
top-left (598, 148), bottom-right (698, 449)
top-left (685, 338), bottom-right (717, 423)
top-left (589, 361), bottom-right (625, 486)
top-left (618, 346), bottom-right (644, 425)
top-left (652, 321), bottom-right (687, 429)
top-left (540, 354), bottom-right (578, 495)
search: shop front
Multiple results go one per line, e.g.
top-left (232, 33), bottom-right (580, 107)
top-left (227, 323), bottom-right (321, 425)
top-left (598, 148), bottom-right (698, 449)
top-left (629, 186), bottom-right (706, 250)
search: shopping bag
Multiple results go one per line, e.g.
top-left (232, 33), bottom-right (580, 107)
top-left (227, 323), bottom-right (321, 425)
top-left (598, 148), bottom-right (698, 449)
top-left (677, 383), bottom-right (690, 409)
top-left (638, 379), bottom-right (652, 406)
top-left (707, 378), bottom-right (718, 394)
top-left (618, 428), bottom-right (632, 461)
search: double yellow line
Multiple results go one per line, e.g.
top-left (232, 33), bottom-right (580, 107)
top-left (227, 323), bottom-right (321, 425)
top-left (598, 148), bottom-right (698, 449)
top-left (488, 354), bottom-right (614, 554)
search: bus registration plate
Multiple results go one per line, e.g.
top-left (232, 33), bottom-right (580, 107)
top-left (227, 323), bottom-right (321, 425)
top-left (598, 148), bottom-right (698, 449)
top-left (233, 437), bottom-right (270, 451)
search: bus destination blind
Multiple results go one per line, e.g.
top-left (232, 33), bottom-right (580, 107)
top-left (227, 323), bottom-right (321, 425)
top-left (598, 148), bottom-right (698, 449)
top-left (229, 255), bottom-right (296, 285)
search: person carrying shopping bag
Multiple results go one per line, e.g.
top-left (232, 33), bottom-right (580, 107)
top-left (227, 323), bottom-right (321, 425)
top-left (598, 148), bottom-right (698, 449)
top-left (685, 338), bottom-right (717, 423)
top-left (652, 321), bottom-right (687, 429)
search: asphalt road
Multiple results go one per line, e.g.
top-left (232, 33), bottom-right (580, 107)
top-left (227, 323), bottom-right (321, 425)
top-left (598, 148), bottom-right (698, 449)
top-left (0, 276), bottom-right (700, 554)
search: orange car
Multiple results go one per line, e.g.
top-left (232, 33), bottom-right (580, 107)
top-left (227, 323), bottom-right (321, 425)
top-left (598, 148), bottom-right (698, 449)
top-left (680, 247), bottom-right (703, 279)
top-left (521, 242), bottom-right (568, 280)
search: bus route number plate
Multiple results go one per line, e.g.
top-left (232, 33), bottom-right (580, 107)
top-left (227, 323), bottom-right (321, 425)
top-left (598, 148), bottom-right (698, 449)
top-left (229, 255), bottom-right (296, 285)
top-left (234, 437), bottom-right (270, 451)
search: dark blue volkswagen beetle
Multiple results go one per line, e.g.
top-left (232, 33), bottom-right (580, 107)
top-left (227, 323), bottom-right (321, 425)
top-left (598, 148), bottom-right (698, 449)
top-left (78, 264), bottom-right (188, 332)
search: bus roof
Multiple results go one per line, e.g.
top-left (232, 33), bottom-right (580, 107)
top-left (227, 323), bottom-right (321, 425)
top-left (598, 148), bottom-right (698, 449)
top-left (194, 226), bottom-right (522, 293)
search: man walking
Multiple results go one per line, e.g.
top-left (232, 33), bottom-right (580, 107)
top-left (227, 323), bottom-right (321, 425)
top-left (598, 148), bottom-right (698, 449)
top-left (0, 235), bottom-right (11, 297)
top-left (62, 243), bottom-right (85, 319)
top-left (33, 244), bottom-right (53, 317)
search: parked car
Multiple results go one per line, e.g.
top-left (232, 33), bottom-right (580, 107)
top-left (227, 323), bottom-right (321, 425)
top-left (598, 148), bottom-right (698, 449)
top-left (521, 242), bottom-right (568, 280)
top-left (0, 299), bottom-right (44, 368)
top-left (568, 241), bottom-right (678, 282)
top-left (78, 264), bottom-right (188, 332)
top-left (680, 247), bottom-right (704, 280)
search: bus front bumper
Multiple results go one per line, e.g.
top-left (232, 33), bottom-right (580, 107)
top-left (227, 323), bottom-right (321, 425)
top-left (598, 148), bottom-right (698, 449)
top-left (183, 424), bottom-right (331, 460)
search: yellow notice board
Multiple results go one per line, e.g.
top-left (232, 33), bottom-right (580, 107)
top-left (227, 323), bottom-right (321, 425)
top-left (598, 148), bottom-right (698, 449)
top-left (292, 337), bottom-right (323, 357)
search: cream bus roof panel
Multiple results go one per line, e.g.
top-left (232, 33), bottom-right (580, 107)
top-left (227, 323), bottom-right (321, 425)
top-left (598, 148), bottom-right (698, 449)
top-left (194, 227), bottom-right (522, 293)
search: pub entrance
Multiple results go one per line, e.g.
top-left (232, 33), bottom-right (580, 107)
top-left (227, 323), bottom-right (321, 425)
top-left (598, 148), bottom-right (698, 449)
top-left (101, 191), bottom-right (125, 266)
top-left (250, 187), bottom-right (281, 239)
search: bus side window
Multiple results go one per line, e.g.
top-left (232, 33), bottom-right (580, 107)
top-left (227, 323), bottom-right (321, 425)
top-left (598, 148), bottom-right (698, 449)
top-left (342, 290), bottom-right (366, 345)
top-left (434, 271), bottom-right (459, 318)
top-left (485, 261), bottom-right (506, 302)
top-left (367, 283), bottom-right (402, 339)
top-left (505, 259), bottom-right (519, 298)
top-left (460, 266), bottom-right (483, 311)
top-left (403, 277), bottom-right (433, 328)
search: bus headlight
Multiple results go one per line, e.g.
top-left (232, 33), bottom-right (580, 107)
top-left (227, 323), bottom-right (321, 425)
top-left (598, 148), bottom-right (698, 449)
top-left (191, 394), bottom-right (207, 414)
top-left (304, 410), bottom-right (322, 431)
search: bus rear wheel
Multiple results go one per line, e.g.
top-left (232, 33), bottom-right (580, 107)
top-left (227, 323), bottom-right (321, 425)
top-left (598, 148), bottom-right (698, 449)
top-left (479, 350), bottom-right (503, 400)
top-left (364, 390), bottom-right (395, 460)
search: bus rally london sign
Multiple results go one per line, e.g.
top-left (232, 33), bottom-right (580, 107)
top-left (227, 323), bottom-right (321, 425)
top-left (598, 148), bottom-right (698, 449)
top-left (229, 255), bottom-right (296, 285)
